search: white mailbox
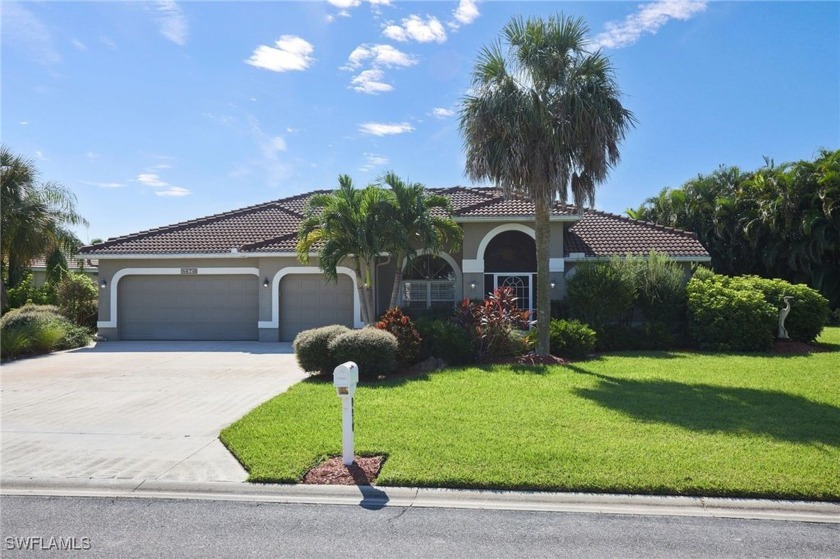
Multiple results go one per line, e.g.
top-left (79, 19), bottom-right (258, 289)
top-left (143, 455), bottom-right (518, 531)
top-left (333, 361), bottom-right (358, 466)
top-left (333, 362), bottom-right (359, 398)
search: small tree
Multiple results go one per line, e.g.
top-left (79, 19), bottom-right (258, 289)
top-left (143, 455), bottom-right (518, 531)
top-left (56, 273), bottom-right (98, 329)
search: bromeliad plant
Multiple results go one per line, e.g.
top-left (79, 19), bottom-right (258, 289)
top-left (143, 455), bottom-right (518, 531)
top-left (455, 287), bottom-right (531, 361)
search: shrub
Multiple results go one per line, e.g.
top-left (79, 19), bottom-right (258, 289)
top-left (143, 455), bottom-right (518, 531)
top-left (567, 259), bottom-right (635, 328)
top-left (292, 325), bottom-right (351, 375)
top-left (328, 328), bottom-right (398, 380)
top-left (829, 308), bottom-right (840, 326)
top-left (375, 307), bottom-right (421, 367)
top-left (528, 319), bottom-right (596, 360)
top-left (628, 251), bottom-right (687, 325)
top-left (413, 317), bottom-right (474, 365)
top-left (5, 273), bottom-right (58, 310)
top-left (57, 273), bottom-right (98, 329)
top-left (686, 273), bottom-right (776, 351)
top-left (0, 304), bottom-right (90, 360)
top-left (455, 287), bottom-right (530, 361)
top-left (739, 276), bottom-right (828, 342)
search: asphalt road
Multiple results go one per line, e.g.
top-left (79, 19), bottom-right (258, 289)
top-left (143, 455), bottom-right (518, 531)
top-left (2, 496), bottom-right (837, 558)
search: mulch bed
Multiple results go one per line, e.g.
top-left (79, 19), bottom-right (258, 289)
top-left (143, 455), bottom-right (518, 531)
top-left (773, 339), bottom-right (830, 353)
top-left (303, 455), bottom-right (385, 486)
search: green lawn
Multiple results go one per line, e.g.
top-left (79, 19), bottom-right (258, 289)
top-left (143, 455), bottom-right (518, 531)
top-left (221, 327), bottom-right (840, 500)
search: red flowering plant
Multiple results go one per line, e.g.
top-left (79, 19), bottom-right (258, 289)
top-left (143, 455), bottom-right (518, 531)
top-left (375, 307), bottom-right (421, 367)
top-left (453, 287), bottom-right (531, 361)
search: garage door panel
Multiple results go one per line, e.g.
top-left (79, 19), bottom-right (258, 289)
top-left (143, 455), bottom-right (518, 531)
top-left (279, 274), bottom-right (353, 342)
top-left (119, 275), bottom-right (259, 340)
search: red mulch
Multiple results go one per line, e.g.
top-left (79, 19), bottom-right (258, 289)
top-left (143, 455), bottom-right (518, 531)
top-left (773, 339), bottom-right (829, 353)
top-left (303, 455), bottom-right (385, 486)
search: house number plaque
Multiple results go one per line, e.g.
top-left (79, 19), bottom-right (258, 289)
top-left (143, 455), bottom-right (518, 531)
top-left (180, 267), bottom-right (198, 275)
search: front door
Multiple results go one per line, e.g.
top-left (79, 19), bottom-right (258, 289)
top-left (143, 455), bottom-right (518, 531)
top-left (494, 274), bottom-right (532, 315)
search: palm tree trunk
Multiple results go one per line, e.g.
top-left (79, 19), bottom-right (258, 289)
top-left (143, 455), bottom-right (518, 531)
top-left (388, 252), bottom-right (405, 310)
top-left (362, 258), bottom-right (376, 324)
top-left (534, 193), bottom-right (552, 356)
top-left (354, 258), bottom-right (370, 325)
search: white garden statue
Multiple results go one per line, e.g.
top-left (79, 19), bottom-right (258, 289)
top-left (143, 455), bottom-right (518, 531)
top-left (778, 296), bottom-right (793, 339)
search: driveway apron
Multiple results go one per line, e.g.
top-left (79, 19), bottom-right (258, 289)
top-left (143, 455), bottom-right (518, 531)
top-left (1, 342), bottom-right (306, 483)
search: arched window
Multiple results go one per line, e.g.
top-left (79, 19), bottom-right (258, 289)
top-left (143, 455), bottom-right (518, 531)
top-left (401, 255), bottom-right (456, 310)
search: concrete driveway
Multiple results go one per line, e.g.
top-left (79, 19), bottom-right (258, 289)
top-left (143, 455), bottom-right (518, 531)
top-left (1, 342), bottom-right (306, 483)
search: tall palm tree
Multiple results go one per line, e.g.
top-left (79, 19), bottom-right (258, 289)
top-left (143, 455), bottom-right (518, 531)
top-left (377, 171), bottom-right (463, 309)
top-left (297, 175), bottom-right (391, 325)
top-left (460, 15), bottom-right (635, 355)
top-left (1, 146), bottom-right (87, 311)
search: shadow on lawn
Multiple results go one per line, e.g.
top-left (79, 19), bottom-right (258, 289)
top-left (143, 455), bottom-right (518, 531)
top-left (568, 365), bottom-right (840, 447)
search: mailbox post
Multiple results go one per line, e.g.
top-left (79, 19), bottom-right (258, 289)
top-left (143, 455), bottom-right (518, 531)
top-left (333, 361), bottom-right (358, 466)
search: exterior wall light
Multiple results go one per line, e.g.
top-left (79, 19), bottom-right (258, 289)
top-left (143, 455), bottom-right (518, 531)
top-left (550, 280), bottom-right (556, 289)
top-left (469, 280), bottom-right (476, 290)
top-left (263, 278), bottom-right (270, 288)
top-left (100, 278), bottom-right (107, 289)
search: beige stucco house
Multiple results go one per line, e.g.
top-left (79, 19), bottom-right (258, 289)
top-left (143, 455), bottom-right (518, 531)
top-left (79, 187), bottom-right (710, 342)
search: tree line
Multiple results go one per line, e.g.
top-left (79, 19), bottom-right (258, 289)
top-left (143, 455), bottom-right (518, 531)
top-left (627, 148), bottom-right (839, 308)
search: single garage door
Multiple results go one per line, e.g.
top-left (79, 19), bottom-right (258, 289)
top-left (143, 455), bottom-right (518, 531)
top-left (279, 274), bottom-right (354, 341)
top-left (119, 275), bottom-right (259, 340)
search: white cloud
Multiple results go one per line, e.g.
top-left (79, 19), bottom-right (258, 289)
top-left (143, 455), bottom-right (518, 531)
top-left (593, 0), bottom-right (708, 49)
top-left (155, 186), bottom-right (190, 197)
top-left (85, 151), bottom-right (101, 160)
top-left (328, 0), bottom-right (361, 8)
top-left (359, 122), bottom-right (414, 136)
top-left (100, 36), bottom-right (118, 50)
top-left (432, 107), bottom-right (455, 119)
top-left (344, 43), bottom-right (417, 70)
top-left (246, 35), bottom-right (315, 72)
top-left (155, 1), bottom-right (188, 46)
top-left (20, 121), bottom-right (29, 126)
top-left (383, 14), bottom-right (446, 44)
top-left (449, 0), bottom-right (480, 29)
top-left (81, 180), bottom-right (124, 189)
top-left (137, 172), bottom-right (190, 196)
top-left (351, 69), bottom-right (393, 94)
top-left (359, 153), bottom-right (389, 172)
top-left (2, 2), bottom-right (61, 65)
top-left (71, 39), bottom-right (88, 52)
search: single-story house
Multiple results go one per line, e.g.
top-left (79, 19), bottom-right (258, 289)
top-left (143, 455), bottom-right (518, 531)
top-left (79, 187), bottom-right (710, 342)
top-left (29, 256), bottom-right (98, 287)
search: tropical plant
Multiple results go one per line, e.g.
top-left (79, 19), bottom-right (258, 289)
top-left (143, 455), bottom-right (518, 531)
top-left (1, 146), bottom-right (87, 312)
top-left (460, 15), bottom-right (635, 355)
top-left (376, 171), bottom-right (462, 309)
top-left (56, 273), bottom-right (98, 329)
top-left (0, 304), bottom-right (90, 360)
top-left (297, 175), bottom-right (392, 324)
top-left (566, 258), bottom-right (636, 329)
top-left (375, 307), bottom-right (421, 367)
top-left (456, 287), bottom-right (530, 361)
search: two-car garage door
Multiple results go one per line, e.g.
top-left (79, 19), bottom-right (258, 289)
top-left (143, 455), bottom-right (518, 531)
top-left (119, 276), bottom-right (259, 340)
top-left (117, 273), bottom-right (354, 341)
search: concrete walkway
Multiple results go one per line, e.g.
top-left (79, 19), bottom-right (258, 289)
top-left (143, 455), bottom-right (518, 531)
top-left (1, 341), bottom-right (306, 483)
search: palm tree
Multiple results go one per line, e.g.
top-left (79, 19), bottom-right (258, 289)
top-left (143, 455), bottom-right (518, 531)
top-left (377, 171), bottom-right (463, 309)
top-left (1, 146), bottom-right (87, 311)
top-left (297, 175), bottom-right (391, 325)
top-left (460, 15), bottom-right (635, 355)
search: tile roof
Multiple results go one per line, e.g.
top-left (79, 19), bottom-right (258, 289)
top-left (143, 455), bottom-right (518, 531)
top-left (79, 186), bottom-right (708, 259)
top-left (29, 256), bottom-right (98, 270)
top-left (565, 209), bottom-right (708, 258)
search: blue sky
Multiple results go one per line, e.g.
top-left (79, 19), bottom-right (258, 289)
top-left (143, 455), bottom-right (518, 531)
top-left (3, 1), bottom-right (838, 243)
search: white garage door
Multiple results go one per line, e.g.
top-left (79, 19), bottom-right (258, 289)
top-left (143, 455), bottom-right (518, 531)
top-left (119, 275), bottom-right (259, 340)
top-left (279, 274), bottom-right (354, 342)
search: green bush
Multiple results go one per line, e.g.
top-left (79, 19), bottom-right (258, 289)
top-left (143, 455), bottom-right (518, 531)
top-left (527, 319), bottom-right (596, 360)
top-left (328, 327), bottom-right (398, 380)
top-left (686, 273), bottom-right (776, 351)
top-left (739, 276), bottom-right (828, 342)
top-left (414, 317), bottom-right (474, 366)
top-left (829, 308), bottom-right (840, 326)
top-left (57, 273), bottom-right (98, 329)
top-left (5, 273), bottom-right (58, 309)
top-left (0, 304), bottom-right (90, 360)
top-left (628, 251), bottom-right (687, 325)
top-left (375, 307), bottom-right (421, 367)
top-left (292, 325), bottom-right (351, 375)
top-left (567, 259), bottom-right (635, 328)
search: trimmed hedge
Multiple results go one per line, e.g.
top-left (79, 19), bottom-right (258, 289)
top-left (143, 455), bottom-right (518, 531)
top-left (742, 276), bottom-right (828, 342)
top-left (414, 317), bottom-right (474, 366)
top-left (686, 272), bottom-right (776, 351)
top-left (567, 259), bottom-right (635, 328)
top-left (328, 328), bottom-right (398, 380)
top-left (527, 319), bottom-right (596, 360)
top-left (1, 304), bottom-right (90, 360)
top-left (292, 325), bottom-right (351, 375)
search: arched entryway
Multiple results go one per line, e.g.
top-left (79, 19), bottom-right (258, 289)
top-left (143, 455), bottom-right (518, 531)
top-left (483, 230), bottom-right (537, 312)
